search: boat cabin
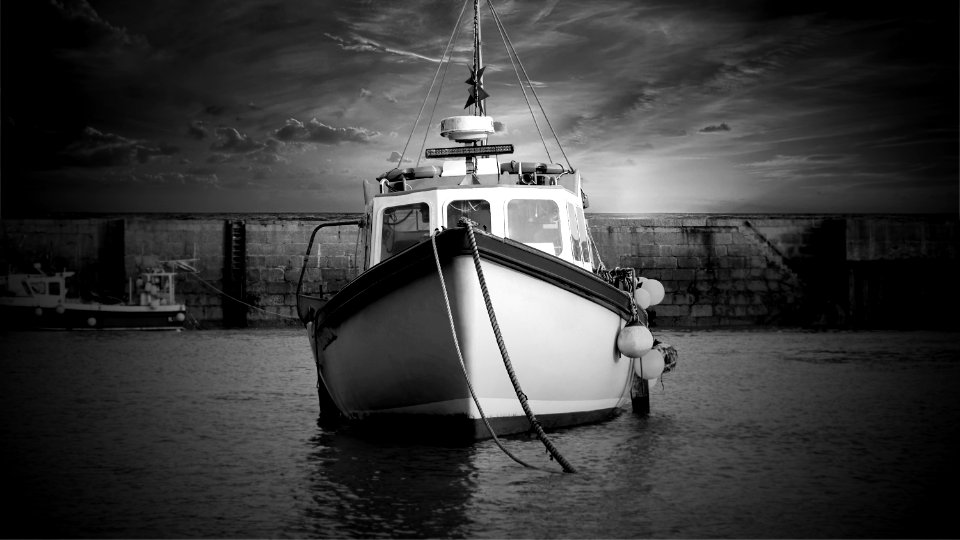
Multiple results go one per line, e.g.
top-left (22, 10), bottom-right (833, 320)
top-left (0, 272), bottom-right (73, 303)
top-left (366, 157), bottom-right (593, 271)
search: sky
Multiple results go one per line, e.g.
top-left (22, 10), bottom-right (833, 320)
top-left (1, 0), bottom-right (957, 216)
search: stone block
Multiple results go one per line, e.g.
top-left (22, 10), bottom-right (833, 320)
top-left (264, 267), bottom-right (284, 282)
top-left (265, 255), bottom-right (293, 268)
top-left (654, 304), bottom-right (688, 317)
top-left (688, 316), bottom-right (719, 327)
top-left (690, 304), bottom-right (713, 317)
top-left (725, 244), bottom-right (757, 257)
top-left (712, 232), bottom-right (733, 245)
top-left (747, 280), bottom-right (768, 292)
top-left (677, 257), bottom-right (701, 268)
top-left (652, 256), bottom-right (678, 269)
top-left (283, 268), bottom-right (303, 283)
top-left (718, 257), bottom-right (747, 268)
top-left (654, 232), bottom-right (684, 245)
top-left (283, 242), bottom-right (310, 256)
top-left (266, 281), bottom-right (295, 294)
top-left (764, 268), bottom-right (783, 280)
top-left (260, 294), bottom-right (285, 306)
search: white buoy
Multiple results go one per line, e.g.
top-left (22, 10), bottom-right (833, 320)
top-left (640, 278), bottom-right (665, 306)
top-left (87, 317), bottom-right (97, 327)
top-left (633, 288), bottom-right (651, 310)
top-left (175, 312), bottom-right (186, 322)
top-left (34, 307), bottom-right (43, 317)
top-left (56, 305), bottom-right (66, 315)
top-left (617, 322), bottom-right (653, 358)
top-left (637, 349), bottom-right (665, 380)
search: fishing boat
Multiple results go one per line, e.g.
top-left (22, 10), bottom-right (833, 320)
top-left (0, 265), bottom-right (188, 330)
top-left (297, 0), bottom-right (677, 445)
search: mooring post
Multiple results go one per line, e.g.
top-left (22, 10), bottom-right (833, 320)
top-left (631, 373), bottom-right (650, 415)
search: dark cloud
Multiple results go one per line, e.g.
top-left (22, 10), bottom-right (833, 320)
top-left (188, 121), bottom-right (209, 140)
top-left (204, 105), bottom-right (227, 117)
top-left (211, 127), bottom-right (267, 153)
top-left (132, 172), bottom-right (220, 187)
top-left (48, 0), bottom-right (152, 54)
top-left (59, 127), bottom-right (179, 167)
top-left (274, 118), bottom-right (380, 144)
top-left (699, 123), bottom-right (731, 134)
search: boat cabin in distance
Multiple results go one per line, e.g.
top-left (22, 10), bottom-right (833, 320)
top-left (0, 267), bottom-right (188, 330)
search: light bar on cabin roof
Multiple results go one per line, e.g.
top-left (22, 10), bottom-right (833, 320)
top-left (424, 144), bottom-right (514, 158)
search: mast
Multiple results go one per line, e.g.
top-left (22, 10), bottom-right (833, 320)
top-left (464, 0), bottom-right (488, 117)
top-left (473, 0), bottom-right (483, 116)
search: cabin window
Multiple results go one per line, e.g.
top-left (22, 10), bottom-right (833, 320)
top-left (576, 206), bottom-right (591, 264)
top-left (29, 282), bottom-right (46, 295)
top-left (381, 203), bottom-right (431, 260)
top-left (49, 282), bottom-right (61, 296)
top-left (566, 203), bottom-right (583, 261)
top-left (447, 199), bottom-right (491, 231)
top-left (506, 199), bottom-right (562, 255)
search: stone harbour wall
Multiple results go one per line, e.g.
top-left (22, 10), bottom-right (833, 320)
top-left (1, 213), bottom-right (956, 329)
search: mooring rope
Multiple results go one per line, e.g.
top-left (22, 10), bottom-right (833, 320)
top-left (457, 220), bottom-right (577, 473)
top-left (185, 272), bottom-right (299, 320)
top-left (430, 231), bottom-right (562, 473)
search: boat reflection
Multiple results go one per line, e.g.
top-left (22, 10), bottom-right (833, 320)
top-left (299, 422), bottom-right (481, 538)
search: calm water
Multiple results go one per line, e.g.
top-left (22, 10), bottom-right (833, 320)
top-left (1, 328), bottom-right (958, 538)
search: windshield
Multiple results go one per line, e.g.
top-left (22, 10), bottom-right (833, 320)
top-left (447, 199), bottom-right (491, 231)
top-left (381, 203), bottom-right (431, 260)
top-left (506, 199), bottom-right (561, 255)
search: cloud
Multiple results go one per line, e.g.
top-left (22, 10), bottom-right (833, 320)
top-left (274, 118), bottom-right (380, 144)
top-left (50, 0), bottom-right (152, 54)
top-left (188, 121), bottom-right (209, 140)
top-left (211, 127), bottom-right (267, 153)
top-left (60, 126), bottom-right (179, 167)
top-left (132, 172), bottom-right (220, 187)
top-left (699, 123), bottom-right (731, 134)
top-left (388, 151), bottom-right (413, 163)
top-left (324, 32), bottom-right (441, 63)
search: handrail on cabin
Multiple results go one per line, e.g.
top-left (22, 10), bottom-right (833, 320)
top-left (296, 218), bottom-right (364, 324)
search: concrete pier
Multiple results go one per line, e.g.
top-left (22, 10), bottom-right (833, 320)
top-left (1, 213), bottom-right (956, 328)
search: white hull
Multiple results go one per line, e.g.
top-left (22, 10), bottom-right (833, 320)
top-left (0, 297), bottom-right (187, 330)
top-left (313, 254), bottom-right (632, 435)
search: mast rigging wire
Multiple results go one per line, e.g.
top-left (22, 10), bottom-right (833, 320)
top-left (397, 0), bottom-right (471, 168)
top-left (487, 0), bottom-right (573, 170)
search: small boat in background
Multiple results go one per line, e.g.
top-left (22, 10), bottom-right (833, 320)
top-left (0, 264), bottom-right (188, 330)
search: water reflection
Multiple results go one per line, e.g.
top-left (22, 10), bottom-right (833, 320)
top-left (301, 423), bottom-right (480, 538)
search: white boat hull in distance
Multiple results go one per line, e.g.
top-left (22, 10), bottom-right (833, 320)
top-left (301, 228), bottom-right (635, 440)
top-left (0, 298), bottom-right (187, 330)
